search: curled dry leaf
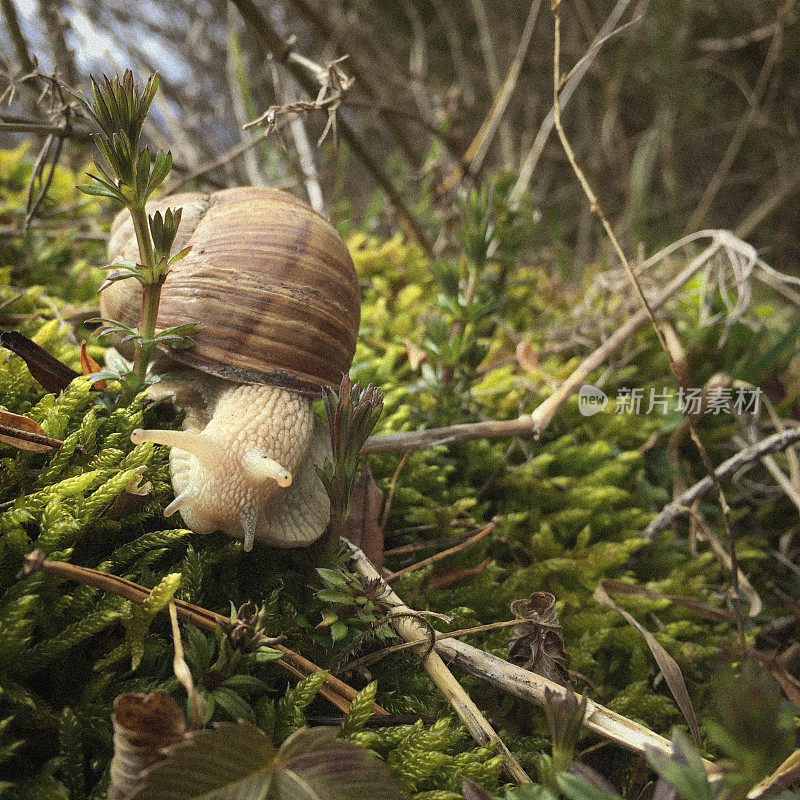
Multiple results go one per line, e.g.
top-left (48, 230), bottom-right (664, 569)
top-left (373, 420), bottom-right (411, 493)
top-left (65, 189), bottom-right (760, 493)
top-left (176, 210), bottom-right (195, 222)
top-left (0, 409), bottom-right (63, 453)
top-left (80, 339), bottom-right (107, 389)
top-left (508, 592), bottom-right (571, 686)
top-left (594, 581), bottom-right (701, 746)
top-left (109, 692), bottom-right (187, 800)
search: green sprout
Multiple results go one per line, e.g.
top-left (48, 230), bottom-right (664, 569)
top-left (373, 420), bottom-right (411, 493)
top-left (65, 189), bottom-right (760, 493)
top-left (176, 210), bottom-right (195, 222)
top-left (317, 375), bottom-right (384, 552)
top-left (77, 70), bottom-right (195, 392)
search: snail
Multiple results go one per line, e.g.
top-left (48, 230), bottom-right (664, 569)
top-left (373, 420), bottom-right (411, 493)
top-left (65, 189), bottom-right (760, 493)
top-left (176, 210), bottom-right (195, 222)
top-left (101, 187), bottom-right (360, 551)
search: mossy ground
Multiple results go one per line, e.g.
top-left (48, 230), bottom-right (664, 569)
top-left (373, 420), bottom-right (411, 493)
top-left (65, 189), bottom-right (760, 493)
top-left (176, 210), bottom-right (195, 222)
top-left (1, 152), bottom-right (799, 799)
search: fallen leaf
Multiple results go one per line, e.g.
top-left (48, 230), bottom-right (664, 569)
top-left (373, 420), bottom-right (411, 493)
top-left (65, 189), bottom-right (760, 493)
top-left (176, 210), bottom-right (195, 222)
top-left (0, 330), bottom-right (80, 392)
top-left (80, 339), bottom-right (107, 389)
top-left (594, 581), bottom-right (701, 746)
top-left (508, 592), bottom-right (571, 686)
top-left (516, 340), bottom-right (541, 372)
top-left (0, 409), bottom-right (63, 453)
top-left (402, 338), bottom-right (427, 370)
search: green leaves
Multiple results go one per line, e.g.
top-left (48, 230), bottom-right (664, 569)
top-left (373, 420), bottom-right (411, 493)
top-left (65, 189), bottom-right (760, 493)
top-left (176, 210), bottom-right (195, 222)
top-left (77, 71), bottom-right (167, 206)
top-left (317, 375), bottom-right (384, 534)
top-left (128, 724), bottom-right (407, 800)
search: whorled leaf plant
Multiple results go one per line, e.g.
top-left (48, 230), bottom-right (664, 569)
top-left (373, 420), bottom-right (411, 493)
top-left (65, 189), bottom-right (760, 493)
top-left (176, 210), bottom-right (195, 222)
top-left (76, 70), bottom-right (196, 394)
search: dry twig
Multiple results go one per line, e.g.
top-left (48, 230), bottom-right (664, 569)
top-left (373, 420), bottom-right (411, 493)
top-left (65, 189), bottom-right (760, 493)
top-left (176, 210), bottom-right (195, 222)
top-left (646, 429), bottom-right (800, 538)
top-left (348, 543), bottom-right (714, 769)
top-left (346, 542), bottom-right (532, 785)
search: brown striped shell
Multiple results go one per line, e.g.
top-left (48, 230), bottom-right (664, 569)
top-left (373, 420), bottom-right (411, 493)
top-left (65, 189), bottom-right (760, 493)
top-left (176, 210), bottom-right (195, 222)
top-left (101, 187), bottom-right (360, 395)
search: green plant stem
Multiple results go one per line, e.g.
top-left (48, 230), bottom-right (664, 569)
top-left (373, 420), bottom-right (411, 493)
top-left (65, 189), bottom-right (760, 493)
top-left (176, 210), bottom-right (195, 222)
top-left (129, 202), bottom-right (160, 384)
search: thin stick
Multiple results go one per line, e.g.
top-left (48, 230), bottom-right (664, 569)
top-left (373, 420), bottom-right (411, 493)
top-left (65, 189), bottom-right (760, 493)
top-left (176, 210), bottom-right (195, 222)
top-left (686, 0), bottom-right (797, 231)
top-left (646, 429), bottom-right (800, 538)
top-left (345, 618), bottom-right (542, 671)
top-left (469, 0), bottom-right (515, 168)
top-left (362, 235), bottom-right (723, 454)
top-left (16, 552), bottom-right (387, 716)
top-left (443, 0), bottom-right (542, 189)
top-left (509, 0), bottom-right (633, 207)
top-left (385, 517), bottom-right (498, 581)
top-left (230, 0), bottom-right (434, 256)
top-left (347, 543), bottom-right (532, 785)
top-left (348, 543), bottom-right (714, 772)
top-left (381, 451), bottom-right (410, 531)
top-left (436, 637), bottom-right (716, 770)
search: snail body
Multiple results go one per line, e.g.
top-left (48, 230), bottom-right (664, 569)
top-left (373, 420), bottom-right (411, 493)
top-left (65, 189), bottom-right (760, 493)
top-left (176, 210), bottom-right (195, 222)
top-left (103, 188), bottom-right (360, 550)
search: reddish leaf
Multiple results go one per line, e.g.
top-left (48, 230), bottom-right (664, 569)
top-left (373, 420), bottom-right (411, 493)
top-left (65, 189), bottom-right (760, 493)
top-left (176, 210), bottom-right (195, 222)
top-left (80, 339), bottom-right (107, 389)
top-left (0, 330), bottom-right (79, 392)
top-left (345, 460), bottom-right (385, 568)
top-left (508, 592), bottom-right (570, 686)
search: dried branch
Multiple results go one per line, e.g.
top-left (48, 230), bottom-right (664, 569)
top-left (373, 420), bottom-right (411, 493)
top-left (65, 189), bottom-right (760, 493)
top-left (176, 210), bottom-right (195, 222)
top-left (385, 516), bottom-right (499, 582)
top-left (509, 0), bottom-right (634, 207)
top-left (347, 541), bottom-right (533, 785)
top-left (469, 0), bottom-right (515, 168)
top-left (16, 551), bottom-right (388, 717)
top-left (550, 0), bottom-right (745, 647)
top-left (230, 0), bottom-right (434, 256)
top-left (686, 0), bottom-right (798, 231)
top-left (442, 0), bottom-right (542, 190)
top-left (348, 543), bottom-right (713, 771)
top-left (646, 429), bottom-right (800, 538)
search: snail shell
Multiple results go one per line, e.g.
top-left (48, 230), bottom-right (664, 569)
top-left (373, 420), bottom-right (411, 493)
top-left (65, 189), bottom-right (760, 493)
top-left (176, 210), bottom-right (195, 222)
top-left (103, 188), bottom-right (361, 550)
top-left (102, 186), bottom-right (360, 395)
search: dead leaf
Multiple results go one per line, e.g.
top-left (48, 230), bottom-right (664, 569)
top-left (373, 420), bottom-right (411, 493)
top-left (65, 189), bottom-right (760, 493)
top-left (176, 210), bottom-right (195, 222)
top-left (346, 460), bottom-right (385, 568)
top-left (516, 340), bottom-right (541, 372)
top-left (402, 338), bottom-right (427, 371)
top-left (109, 692), bottom-right (187, 800)
top-left (508, 592), bottom-right (571, 686)
top-left (0, 330), bottom-right (80, 392)
top-left (0, 409), bottom-right (63, 453)
top-left (80, 340), bottom-right (107, 389)
top-left (599, 579), bottom-right (736, 624)
top-left (594, 581), bottom-right (701, 747)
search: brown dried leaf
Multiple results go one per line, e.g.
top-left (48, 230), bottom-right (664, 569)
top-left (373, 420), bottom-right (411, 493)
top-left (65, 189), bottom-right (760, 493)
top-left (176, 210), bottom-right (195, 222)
top-left (0, 329), bottom-right (80, 392)
top-left (0, 409), bottom-right (62, 453)
top-left (80, 339), bottom-right (107, 389)
top-left (599, 579), bottom-right (736, 623)
top-left (109, 692), bottom-right (187, 800)
top-left (508, 592), bottom-right (571, 686)
top-left (345, 460), bottom-right (385, 568)
top-left (402, 338), bottom-right (427, 371)
top-left (516, 340), bottom-right (541, 372)
top-left (594, 581), bottom-right (701, 746)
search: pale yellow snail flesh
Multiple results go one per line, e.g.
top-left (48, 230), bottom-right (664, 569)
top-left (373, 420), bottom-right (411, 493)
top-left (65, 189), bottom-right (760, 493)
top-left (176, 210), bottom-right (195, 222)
top-left (131, 377), bottom-right (331, 551)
